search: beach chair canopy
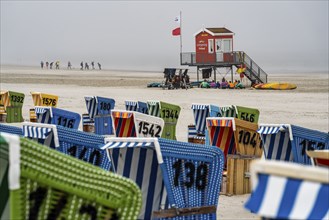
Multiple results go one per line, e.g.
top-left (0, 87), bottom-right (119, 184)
top-left (245, 160), bottom-right (329, 219)
top-left (191, 104), bottom-right (220, 135)
top-left (22, 122), bottom-right (111, 170)
top-left (258, 124), bottom-right (329, 165)
top-left (112, 110), bottom-right (164, 138)
top-left (84, 96), bottom-right (115, 119)
top-left (35, 106), bottom-right (81, 129)
top-left (0, 124), bottom-right (22, 136)
top-left (0, 133), bottom-right (142, 220)
top-left (102, 137), bottom-right (224, 220)
top-left (30, 92), bottom-right (58, 107)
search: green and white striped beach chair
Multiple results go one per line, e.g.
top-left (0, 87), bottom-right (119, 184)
top-left (0, 133), bottom-right (142, 219)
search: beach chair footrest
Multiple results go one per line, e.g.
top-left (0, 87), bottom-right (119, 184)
top-left (153, 205), bottom-right (217, 218)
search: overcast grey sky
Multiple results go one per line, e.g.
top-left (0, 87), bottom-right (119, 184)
top-left (1, 1), bottom-right (328, 73)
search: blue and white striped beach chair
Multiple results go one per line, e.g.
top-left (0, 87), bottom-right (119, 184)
top-left (102, 137), bottom-right (224, 220)
top-left (148, 101), bottom-right (161, 117)
top-left (258, 124), bottom-right (329, 165)
top-left (125, 101), bottom-right (138, 111)
top-left (0, 124), bottom-right (22, 135)
top-left (22, 122), bottom-right (111, 170)
top-left (192, 104), bottom-right (221, 136)
top-left (245, 160), bottom-right (329, 219)
top-left (35, 106), bottom-right (81, 129)
top-left (84, 96), bottom-right (115, 135)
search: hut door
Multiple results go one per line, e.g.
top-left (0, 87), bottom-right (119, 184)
top-left (215, 39), bottom-right (223, 62)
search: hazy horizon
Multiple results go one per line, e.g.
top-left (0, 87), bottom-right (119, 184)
top-left (1, 1), bottom-right (328, 74)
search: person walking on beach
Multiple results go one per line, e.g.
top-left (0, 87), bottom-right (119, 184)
top-left (46, 61), bottom-right (49, 69)
top-left (40, 61), bottom-right (44, 69)
top-left (50, 62), bottom-right (53, 69)
top-left (91, 61), bottom-right (95, 69)
top-left (80, 62), bottom-right (83, 70)
top-left (67, 61), bottom-right (72, 69)
top-left (55, 61), bottom-right (60, 69)
top-left (85, 62), bottom-right (89, 70)
top-left (97, 62), bottom-right (101, 70)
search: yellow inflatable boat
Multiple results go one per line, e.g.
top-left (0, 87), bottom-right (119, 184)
top-left (254, 82), bottom-right (297, 90)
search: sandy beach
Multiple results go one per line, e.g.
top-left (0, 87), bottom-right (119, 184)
top-left (1, 65), bottom-right (328, 219)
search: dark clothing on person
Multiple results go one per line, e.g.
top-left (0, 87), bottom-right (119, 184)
top-left (50, 62), bottom-right (53, 69)
top-left (91, 61), bottom-right (95, 69)
top-left (97, 63), bottom-right (101, 70)
top-left (41, 61), bottom-right (44, 69)
top-left (80, 62), bottom-right (83, 70)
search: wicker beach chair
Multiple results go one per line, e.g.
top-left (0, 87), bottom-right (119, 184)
top-left (125, 101), bottom-right (138, 111)
top-left (22, 122), bottom-right (111, 170)
top-left (84, 96), bottom-right (115, 135)
top-left (102, 137), bottom-right (224, 220)
top-left (147, 101), bottom-right (181, 140)
top-left (137, 101), bottom-right (149, 114)
top-left (0, 124), bottom-right (22, 135)
top-left (0, 90), bottom-right (25, 123)
top-left (219, 105), bottom-right (237, 118)
top-left (219, 105), bottom-right (260, 124)
top-left (35, 106), bottom-right (81, 129)
top-left (0, 133), bottom-right (142, 219)
top-left (112, 110), bottom-right (164, 138)
top-left (245, 160), bottom-right (329, 219)
top-left (258, 124), bottom-right (329, 165)
top-left (207, 117), bottom-right (262, 157)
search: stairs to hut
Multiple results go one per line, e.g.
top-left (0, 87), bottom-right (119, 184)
top-left (236, 52), bottom-right (268, 84)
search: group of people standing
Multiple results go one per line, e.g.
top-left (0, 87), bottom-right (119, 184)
top-left (40, 61), bottom-right (102, 70)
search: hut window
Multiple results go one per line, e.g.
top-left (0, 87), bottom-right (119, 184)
top-left (208, 39), bottom-right (214, 53)
top-left (223, 39), bottom-right (232, 52)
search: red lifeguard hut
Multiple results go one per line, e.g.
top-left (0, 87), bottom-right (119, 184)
top-left (195, 27), bottom-right (234, 63)
top-left (181, 27), bottom-right (268, 84)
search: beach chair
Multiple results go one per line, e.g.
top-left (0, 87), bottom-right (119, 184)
top-left (0, 133), bottom-right (142, 220)
top-left (219, 105), bottom-right (260, 124)
top-left (188, 104), bottom-right (220, 144)
top-left (236, 106), bottom-right (260, 124)
top-left (35, 106), bottom-right (81, 129)
top-left (82, 113), bottom-right (95, 132)
top-left (258, 124), bottom-right (329, 165)
top-left (0, 124), bottom-right (22, 135)
top-left (102, 137), bottom-right (224, 220)
top-left (84, 96), bottom-right (115, 135)
top-left (112, 110), bottom-right (164, 138)
top-left (219, 105), bottom-right (237, 117)
top-left (22, 122), bottom-right (111, 170)
top-left (30, 92), bottom-right (58, 122)
top-left (307, 150), bottom-right (329, 167)
top-left (125, 100), bottom-right (138, 111)
top-left (138, 101), bottom-right (149, 114)
top-left (147, 101), bottom-right (181, 140)
top-left (0, 90), bottom-right (25, 123)
top-left (245, 160), bottom-right (329, 219)
top-left (125, 101), bottom-right (149, 114)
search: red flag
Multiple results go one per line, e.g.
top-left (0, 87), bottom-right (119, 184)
top-left (172, 27), bottom-right (180, 36)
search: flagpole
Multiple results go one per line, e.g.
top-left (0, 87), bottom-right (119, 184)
top-left (179, 11), bottom-right (182, 64)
